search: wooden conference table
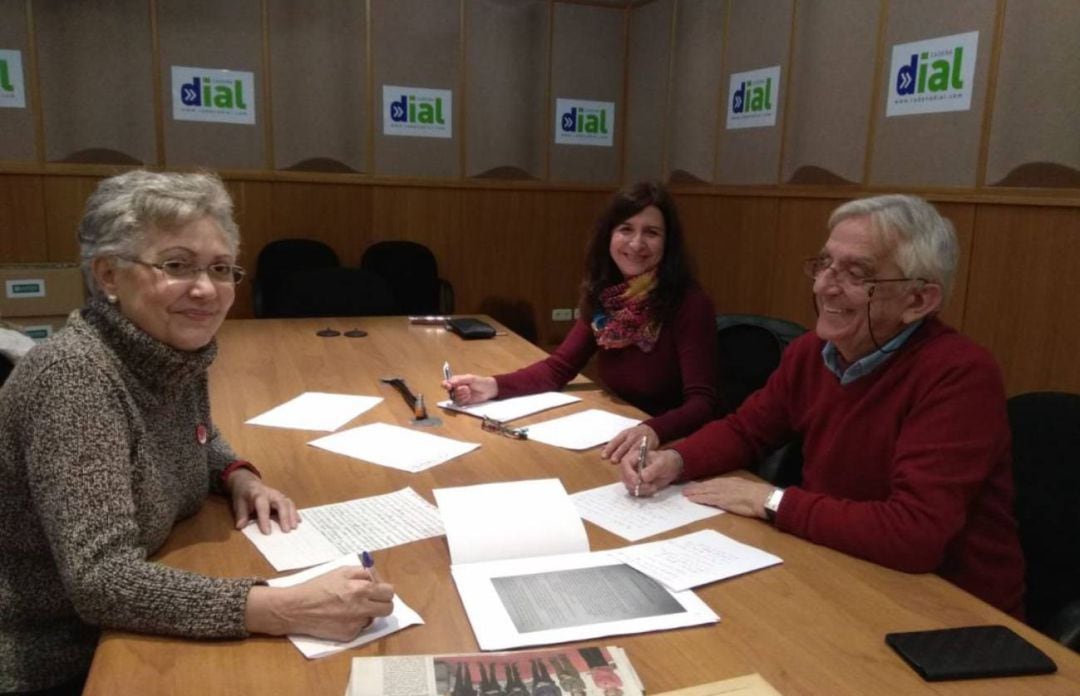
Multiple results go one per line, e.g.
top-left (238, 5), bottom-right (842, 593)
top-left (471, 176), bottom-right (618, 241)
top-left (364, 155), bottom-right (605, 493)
top-left (84, 317), bottom-right (1080, 695)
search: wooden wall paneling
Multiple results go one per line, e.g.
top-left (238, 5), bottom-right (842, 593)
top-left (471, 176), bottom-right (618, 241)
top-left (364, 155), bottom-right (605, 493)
top-left (465, 0), bottom-right (548, 180)
top-left (781, 0), bottom-right (880, 185)
top-left (0, 174), bottom-right (46, 262)
top-left (930, 201), bottom-right (974, 329)
top-left (158, 0), bottom-right (265, 170)
top-left (683, 194), bottom-right (780, 317)
top-left (226, 179), bottom-right (274, 318)
top-left (666, 0), bottom-right (724, 184)
top-left (715, 0), bottom-right (793, 185)
top-left (267, 0), bottom-right (366, 174)
top-left (548, 3), bottom-right (624, 184)
top-left (41, 175), bottom-right (101, 264)
top-left (370, 0), bottom-right (461, 179)
top-left (768, 197), bottom-right (844, 328)
top-left (985, 0), bottom-right (1080, 187)
top-left (34, 0), bottom-right (155, 165)
top-left (621, 0), bottom-right (672, 184)
top-left (265, 181), bottom-right (373, 266)
top-left (0, 0), bottom-right (35, 162)
top-left (457, 187), bottom-right (549, 342)
top-left (963, 205), bottom-right (1080, 395)
top-left (538, 188), bottom-right (611, 343)
top-left (868, 0), bottom-right (997, 187)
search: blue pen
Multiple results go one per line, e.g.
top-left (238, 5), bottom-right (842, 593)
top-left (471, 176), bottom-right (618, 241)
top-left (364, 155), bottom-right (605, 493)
top-left (360, 550), bottom-right (381, 582)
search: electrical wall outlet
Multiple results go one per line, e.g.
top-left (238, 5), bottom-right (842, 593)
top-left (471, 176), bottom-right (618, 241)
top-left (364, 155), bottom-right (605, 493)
top-left (551, 308), bottom-right (573, 321)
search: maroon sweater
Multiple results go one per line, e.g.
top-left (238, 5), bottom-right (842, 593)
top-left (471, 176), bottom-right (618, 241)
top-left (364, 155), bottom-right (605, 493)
top-left (674, 318), bottom-right (1025, 616)
top-left (495, 286), bottom-right (718, 442)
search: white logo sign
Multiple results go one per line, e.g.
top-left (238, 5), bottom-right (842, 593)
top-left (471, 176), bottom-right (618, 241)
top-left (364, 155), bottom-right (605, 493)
top-left (886, 31), bottom-right (978, 117)
top-left (726, 66), bottom-right (781, 130)
top-left (0, 49), bottom-right (26, 109)
top-left (383, 85), bottom-right (452, 138)
top-left (555, 98), bottom-right (615, 147)
top-left (171, 66), bottom-right (256, 125)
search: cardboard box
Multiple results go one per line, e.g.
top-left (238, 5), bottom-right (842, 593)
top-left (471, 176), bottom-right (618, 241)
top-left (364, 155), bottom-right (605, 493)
top-left (6, 314), bottom-right (70, 342)
top-left (0, 264), bottom-right (86, 318)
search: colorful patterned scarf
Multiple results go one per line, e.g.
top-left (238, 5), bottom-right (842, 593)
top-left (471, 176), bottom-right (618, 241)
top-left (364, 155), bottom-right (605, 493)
top-left (591, 271), bottom-right (661, 352)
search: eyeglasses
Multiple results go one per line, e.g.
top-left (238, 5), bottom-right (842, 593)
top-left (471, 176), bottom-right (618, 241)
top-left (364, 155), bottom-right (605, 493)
top-left (122, 257), bottom-right (246, 285)
top-left (802, 255), bottom-right (923, 290)
top-left (480, 417), bottom-right (528, 440)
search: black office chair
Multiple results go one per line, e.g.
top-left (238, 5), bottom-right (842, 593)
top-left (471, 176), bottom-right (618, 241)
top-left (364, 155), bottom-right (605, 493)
top-left (360, 240), bottom-right (454, 315)
top-left (253, 239), bottom-right (340, 318)
top-left (1007, 391), bottom-right (1080, 652)
top-left (275, 267), bottom-right (397, 318)
top-left (715, 313), bottom-right (807, 487)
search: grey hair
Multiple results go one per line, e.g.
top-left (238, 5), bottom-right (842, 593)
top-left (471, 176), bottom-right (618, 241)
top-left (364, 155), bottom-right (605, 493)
top-left (77, 170), bottom-right (240, 297)
top-left (828, 194), bottom-right (958, 302)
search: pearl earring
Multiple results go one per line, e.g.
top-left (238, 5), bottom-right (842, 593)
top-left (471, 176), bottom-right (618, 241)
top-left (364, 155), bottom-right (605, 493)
top-left (106, 294), bottom-right (118, 304)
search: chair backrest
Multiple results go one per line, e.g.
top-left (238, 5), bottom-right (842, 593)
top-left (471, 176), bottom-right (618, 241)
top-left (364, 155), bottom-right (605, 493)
top-left (253, 239), bottom-right (340, 318)
top-left (1007, 391), bottom-right (1080, 638)
top-left (276, 267), bottom-right (397, 318)
top-left (361, 240), bottom-right (448, 315)
top-left (715, 313), bottom-right (806, 411)
top-left (0, 354), bottom-right (13, 387)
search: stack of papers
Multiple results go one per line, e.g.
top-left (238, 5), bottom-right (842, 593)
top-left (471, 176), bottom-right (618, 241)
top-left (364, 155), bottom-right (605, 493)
top-left (243, 487), bottom-right (445, 571)
top-left (572, 481), bottom-right (723, 541)
top-left (609, 529), bottom-right (782, 591)
top-left (436, 391), bottom-right (580, 422)
top-left (526, 408), bottom-right (641, 450)
top-left (309, 422), bottom-right (479, 472)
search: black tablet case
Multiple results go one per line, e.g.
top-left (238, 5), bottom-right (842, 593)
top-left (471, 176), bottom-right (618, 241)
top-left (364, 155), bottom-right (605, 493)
top-left (447, 317), bottom-right (496, 340)
top-left (885, 625), bottom-right (1057, 681)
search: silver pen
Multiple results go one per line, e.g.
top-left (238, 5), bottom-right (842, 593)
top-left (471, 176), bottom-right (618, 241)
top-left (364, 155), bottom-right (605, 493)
top-left (634, 435), bottom-right (647, 497)
top-left (442, 361), bottom-right (454, 402)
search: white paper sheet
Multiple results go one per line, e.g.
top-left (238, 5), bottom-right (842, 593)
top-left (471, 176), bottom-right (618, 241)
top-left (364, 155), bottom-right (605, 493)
top-left (266, 554), bottom-right (423, 659)
top-left (245, 392), bottom-right (382, 431)
top-left (525, 408), bottom-right (641, 450)
top-left (451, 549), bottom-right (719, 650)
top-left (572, 482), bottom-right (723, 541)
top-left (243, 487), bottom-right (445, 571)
top-left (308, 422), bottom-right (480, 472)
top-left (436, 391), bottom-right (581, 422)
top-left (609, 529), bottom-right (782, 591)
top-left (433, 479), bottom-right (589, 565)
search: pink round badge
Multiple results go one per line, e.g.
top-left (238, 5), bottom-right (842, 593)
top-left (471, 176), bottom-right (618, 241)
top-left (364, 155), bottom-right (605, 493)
top-left (196, 424), bottom-right (208, 445)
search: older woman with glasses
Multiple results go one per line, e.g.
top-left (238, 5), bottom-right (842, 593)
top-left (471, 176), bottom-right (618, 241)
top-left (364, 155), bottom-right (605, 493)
top-left (620, 194), bottom-right (1025, 618)
top-left (0, 171), bottom-right (393, 696)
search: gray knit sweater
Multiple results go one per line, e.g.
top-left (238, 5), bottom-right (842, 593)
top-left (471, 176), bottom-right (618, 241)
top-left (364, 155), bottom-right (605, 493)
top-left (0, 299), bottom-right (257, 692)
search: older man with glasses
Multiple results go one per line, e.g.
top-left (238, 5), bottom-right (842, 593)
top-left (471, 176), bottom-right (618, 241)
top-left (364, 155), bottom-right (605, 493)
top-left (620, 194), bottom-right (1025, 617)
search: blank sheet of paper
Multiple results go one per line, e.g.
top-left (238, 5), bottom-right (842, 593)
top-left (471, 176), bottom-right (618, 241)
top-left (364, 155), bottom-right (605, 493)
top-left (525, 408), bottom-right (641, 450)
top-left (436, 391), bottom-right (580, 422)
top-left (572, 482), bottom-right (722, 541)
top-left (267, 554), bottom-right (423, 659)
top-left (610, 529), bottom-right (782, 591)
top-left (433, 478), bottom-right (590, 565)
top-left (243, 487), bottom-right (445, 571)
top-left (308, 422), bottom-right (479, 472)
top-left (245, 392), bottom-right (382, 431)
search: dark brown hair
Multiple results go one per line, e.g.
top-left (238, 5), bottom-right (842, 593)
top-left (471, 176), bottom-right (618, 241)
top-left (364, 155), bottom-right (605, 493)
top-left (579, 181), bottom-right (693, 322)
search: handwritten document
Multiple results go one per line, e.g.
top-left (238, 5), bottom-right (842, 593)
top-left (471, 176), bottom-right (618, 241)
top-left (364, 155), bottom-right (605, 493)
top-left (572, 482), bottom-right (722, 541)
top-left (245, 391), bottom-right (382, 431)
top-left (436, 391), bottom-right (580, 422)
top-left (243, 487), bottom-right (445, 571)
top-left (308, 422), bottom-right (479, 472)
top-left (526, 409), bottom-right (641, 450)
top-left (610, 529), bottom-right (782, 591)
top-left (267, 554), bottom-right (423, 659)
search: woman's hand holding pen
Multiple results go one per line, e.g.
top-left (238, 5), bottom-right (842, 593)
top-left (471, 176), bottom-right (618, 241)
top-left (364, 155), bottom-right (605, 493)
top-left (441, 374), bottom-right (498, 405)
top-left (227, 469), bottom-right (300, 534)
top-left (601, 424), bottom-right (658, 462)
top-left (244, 567), bottom-right (395, 642)
top-left (616, 448), bottom-right (682, 498)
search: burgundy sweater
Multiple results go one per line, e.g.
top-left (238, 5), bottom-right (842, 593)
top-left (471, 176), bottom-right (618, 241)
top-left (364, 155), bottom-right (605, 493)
top-left (495, 286), bottom-right (719, 442)
top-left (674, 318), bottom-right (1025, 616)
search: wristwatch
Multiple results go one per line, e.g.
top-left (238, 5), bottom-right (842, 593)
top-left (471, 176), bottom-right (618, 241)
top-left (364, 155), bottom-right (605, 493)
top-left (763, 487), bottom-right (785, 521)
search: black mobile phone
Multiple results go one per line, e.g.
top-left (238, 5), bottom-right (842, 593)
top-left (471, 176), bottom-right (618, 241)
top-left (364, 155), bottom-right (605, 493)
top-left (885, 625), bottom-right (1057, 681)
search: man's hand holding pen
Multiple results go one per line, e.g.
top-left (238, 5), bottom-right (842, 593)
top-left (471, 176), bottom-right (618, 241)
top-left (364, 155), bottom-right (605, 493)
top-left (618, 448), bottom-right (683, 498)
